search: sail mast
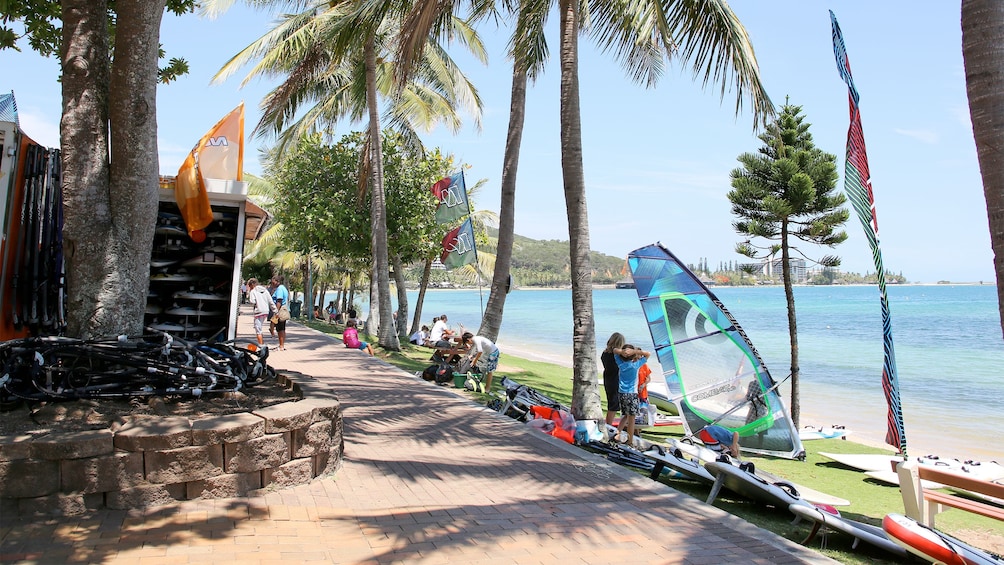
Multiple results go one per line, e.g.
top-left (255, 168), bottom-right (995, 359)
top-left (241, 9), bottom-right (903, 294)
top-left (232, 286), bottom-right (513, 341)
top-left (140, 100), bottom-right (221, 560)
top-left (830, 11), bottom-right (907, 456)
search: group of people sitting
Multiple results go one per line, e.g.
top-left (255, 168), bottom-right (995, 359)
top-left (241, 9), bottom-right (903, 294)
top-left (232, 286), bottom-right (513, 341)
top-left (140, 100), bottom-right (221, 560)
top-left (408, 314), bottom-right (500, 391)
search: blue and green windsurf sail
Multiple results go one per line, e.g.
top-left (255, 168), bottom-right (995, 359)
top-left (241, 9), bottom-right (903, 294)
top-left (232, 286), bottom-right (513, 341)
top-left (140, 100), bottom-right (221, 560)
top-left (628, 243), bottom-right (804, 459)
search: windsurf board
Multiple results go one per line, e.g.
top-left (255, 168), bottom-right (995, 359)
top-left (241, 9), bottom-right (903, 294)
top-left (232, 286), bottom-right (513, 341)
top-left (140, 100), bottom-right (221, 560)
top-left (789, 503), bottom-right (909, 558)
top-left (819, 452), bottom-right (902, 472)
top-left (641, 444), bottom-right (716, 485)
top-left (799, 426), bottom-right (851, 441)
top-left (882, 513), bottom-right (1002, 565)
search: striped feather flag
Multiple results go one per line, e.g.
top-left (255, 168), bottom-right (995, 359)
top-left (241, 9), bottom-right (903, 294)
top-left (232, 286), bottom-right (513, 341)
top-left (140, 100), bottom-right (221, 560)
top-left (831, 11), bottom-right (907, 456)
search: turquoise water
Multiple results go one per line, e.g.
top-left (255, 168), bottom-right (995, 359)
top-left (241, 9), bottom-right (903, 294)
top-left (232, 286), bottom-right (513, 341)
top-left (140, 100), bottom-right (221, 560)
top-left (358, 284), bottom-right (1003, 460)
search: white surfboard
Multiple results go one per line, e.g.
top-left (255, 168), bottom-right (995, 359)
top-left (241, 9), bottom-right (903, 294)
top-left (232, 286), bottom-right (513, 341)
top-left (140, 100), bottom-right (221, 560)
top-left (799, 426), bottom-right (851, 441)
top-left (819, 452), bottom-right (902, 472)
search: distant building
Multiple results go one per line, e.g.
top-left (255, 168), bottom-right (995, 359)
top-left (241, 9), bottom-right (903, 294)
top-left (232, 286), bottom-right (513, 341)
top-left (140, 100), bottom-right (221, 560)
top-left (755, 256), bottom-right (808, 283)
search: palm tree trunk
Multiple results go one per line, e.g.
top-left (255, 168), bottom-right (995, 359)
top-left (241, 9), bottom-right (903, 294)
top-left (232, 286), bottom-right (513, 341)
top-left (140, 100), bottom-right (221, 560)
top-left (479, 65), bottom-right (527, 342)
top-left (392, 253), bottom-right (409, 339)
top-left (559, 0), bottom-right (601, 422)
top-left (780, 222), bottom-right (800, 428)
top-left (410, 257), bottom-right (433, 335)
top-left (363, 33), bottom-right (399, 351)
top-left (963, 0), bottom-right (1004, 338)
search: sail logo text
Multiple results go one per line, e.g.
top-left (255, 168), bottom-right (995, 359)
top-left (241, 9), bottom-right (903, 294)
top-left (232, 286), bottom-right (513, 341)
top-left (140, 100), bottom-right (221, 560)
top-left (206, 136), bottom-right (230, 147)
top-left (691, 383), bottom-right (736, 401)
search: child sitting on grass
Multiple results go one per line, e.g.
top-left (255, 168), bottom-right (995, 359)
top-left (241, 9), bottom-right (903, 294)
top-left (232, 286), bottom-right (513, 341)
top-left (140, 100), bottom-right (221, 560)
top-left (342, 319), bottom-right (374, 355)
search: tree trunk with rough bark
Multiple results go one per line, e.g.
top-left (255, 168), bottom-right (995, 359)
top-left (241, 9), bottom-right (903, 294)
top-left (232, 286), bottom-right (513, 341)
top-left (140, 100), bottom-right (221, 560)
top-left (780, 222), bottom-right (800, 428)
top-left (963, 0), bottom-right (1004, 338)
top-left (61, 0), bottom-right (164, 339)
top-left (559, 0), bottom-right (601, 422)
top-left (392, 254), bottom-right (408, 339)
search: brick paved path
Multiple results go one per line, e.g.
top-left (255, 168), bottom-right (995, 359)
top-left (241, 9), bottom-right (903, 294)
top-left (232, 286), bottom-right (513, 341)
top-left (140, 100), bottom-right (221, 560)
top-left (0, 312), bottom-right (836, 564)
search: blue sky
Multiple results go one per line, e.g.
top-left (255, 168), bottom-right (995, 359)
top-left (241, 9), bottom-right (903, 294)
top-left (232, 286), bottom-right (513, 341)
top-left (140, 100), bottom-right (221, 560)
top-left (3, 1), bottom-right (993, 283)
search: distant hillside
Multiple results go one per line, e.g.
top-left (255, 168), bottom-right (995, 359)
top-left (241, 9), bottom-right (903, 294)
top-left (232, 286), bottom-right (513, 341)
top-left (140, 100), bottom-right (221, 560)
top-left (508, 233), bottom-right (626, 286)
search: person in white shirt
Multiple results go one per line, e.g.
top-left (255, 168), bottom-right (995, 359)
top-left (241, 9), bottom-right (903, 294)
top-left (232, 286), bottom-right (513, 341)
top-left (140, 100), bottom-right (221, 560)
top-left (460, 332), bottom-right (501, 391)
top-left (429, 314), bottom-right (453, 347)
top-left (247, 278), bottom-right (276, 346)
top-left (409, 325), bottom-right (430, 346)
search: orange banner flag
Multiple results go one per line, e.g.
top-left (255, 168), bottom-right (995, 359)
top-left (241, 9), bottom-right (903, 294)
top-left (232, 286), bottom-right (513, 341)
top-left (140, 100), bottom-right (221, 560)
top-left (175, 103), bottom-right (245, 241)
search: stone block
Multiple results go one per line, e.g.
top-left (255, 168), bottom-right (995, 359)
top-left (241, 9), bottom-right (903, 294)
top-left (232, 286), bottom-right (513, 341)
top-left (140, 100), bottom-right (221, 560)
top-left (31, 430), bottom-right (114, 460)
top-left (263, 458), bottom-right (313, 488)
top-left (145, 444), bottom-right (223, 484)
top-left (0, 459), bottom-right (59, 498)
top-left (61, 451), bottom-right (144, 494)
top-left (105, 482), bottom-right (186, 509)
top-left (292, 421), bottom-right (332, 458)
top-left (252, 402), bottom-right (313, 433)
top-left (191, 413), bottom-right (265, 446)
top-left (224, 432), bottom-right (290, 473)
top-left (187, 471), bottom-right (262, 500)
top-left (0, 435), bottom-right (32, 462)
top-left (114, 416), bottom-right (192, 451)
top-left (297, 398), bottom-right (341, 422)
top-left (16, 492), bottom-right (100, 516)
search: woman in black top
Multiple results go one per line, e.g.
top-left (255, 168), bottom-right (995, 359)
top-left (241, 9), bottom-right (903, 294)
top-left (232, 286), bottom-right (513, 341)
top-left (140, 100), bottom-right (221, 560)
top-left (601, 332), bottom-right (626, 426)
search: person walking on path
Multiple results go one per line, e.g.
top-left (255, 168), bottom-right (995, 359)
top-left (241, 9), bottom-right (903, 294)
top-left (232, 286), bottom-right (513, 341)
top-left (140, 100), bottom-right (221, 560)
top-left (247, 278), bottom-right (276, 346)
top-left (271, 276), bottom-right (290, 350)
top-left (613, 344), bottom-right (650, 446)
top-left (601, 332), bottom-right (626, 426)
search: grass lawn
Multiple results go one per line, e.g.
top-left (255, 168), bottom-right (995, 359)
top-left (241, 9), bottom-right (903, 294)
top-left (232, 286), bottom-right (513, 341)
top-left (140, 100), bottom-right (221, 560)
top-left (302, 319), bottom-right (1004, 565)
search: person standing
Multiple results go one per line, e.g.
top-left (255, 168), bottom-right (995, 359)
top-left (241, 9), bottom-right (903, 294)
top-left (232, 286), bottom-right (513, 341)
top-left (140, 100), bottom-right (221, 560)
top-left (459, 332), bottom-right (501, 391)
top-left (247, 278), bottom-right (275, 346)
top-left (271, 276), bottom-right (290, 350)
top-left (601, 332), bottom-right (626, 426)
top-left (612, 344), bottom-right (650, 446)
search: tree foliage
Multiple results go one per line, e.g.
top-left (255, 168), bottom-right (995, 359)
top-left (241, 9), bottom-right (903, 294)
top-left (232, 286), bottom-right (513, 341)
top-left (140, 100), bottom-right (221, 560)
top-left (728, 101), bottom-right (849, 427)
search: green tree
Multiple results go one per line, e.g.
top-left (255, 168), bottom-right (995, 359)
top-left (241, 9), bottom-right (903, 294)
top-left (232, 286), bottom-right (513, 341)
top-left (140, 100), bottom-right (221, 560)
top-left (208, 0), bottom-right (484, 350)
top-left (728, 101), bottom-right (849, 427)
top-left (1, 1), bottom-right (195, 338)
top-left (962, 0), bottom-right (1004, 338)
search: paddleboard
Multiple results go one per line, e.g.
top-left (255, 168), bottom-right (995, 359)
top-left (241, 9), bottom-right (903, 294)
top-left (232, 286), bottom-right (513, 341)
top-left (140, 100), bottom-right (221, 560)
top-left (882, 513), bottom-right (1003, 565)
top-left (647, 390), bottom-right (679, 416)
top-left (704, 459), bottom-right (805, 509)
top-left (641, 444), bottom-right (716, 485)
top-left (799, 426), bottom-right (851, 441)
top-left (702, 457), bottom-right (851, 507)
top-left (150, 272), bottom-right (200, 282)
top-left (165, 307), bottom-right (223, 317)
top-left (863, 470), bottom-right (946, 489)
top-left (789, 503), bottom-right (909, 558)
top-left (182, 255), bottom-right (232, 268)
top-left (820, 452), bottom-right (902, 472)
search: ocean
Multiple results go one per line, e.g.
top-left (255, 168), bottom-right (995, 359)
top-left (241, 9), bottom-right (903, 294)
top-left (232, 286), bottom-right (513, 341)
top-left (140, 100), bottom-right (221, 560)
top-left (348, 284), bottom-right (1003, 461)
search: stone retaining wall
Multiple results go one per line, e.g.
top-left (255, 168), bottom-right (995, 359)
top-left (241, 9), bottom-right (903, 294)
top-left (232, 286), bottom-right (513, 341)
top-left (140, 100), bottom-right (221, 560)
top-left (0, 371), bottom-right (343, 516)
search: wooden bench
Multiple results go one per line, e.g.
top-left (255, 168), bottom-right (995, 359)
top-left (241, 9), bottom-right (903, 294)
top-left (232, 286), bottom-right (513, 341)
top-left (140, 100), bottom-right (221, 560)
top-left (895, 460), bottom-right (1004, 527)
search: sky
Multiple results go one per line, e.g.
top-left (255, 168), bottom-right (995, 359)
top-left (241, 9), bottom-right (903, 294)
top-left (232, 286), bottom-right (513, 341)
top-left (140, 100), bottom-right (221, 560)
top-left (2, 1), bottom-right (994, 283)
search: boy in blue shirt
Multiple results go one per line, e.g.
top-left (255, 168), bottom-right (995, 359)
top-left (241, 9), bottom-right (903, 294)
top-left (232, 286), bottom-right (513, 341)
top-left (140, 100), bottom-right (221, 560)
top-left (612, 344), bottom-right (650, 446)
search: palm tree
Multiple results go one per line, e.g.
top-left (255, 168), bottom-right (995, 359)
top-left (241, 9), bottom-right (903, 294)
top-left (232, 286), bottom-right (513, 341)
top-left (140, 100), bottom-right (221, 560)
top-left (208, 0), bottom-right (484, 349)
top-left (399, 0), bottom-right (773, 420)
top-left (962, 0), bottom-right (1004, 338)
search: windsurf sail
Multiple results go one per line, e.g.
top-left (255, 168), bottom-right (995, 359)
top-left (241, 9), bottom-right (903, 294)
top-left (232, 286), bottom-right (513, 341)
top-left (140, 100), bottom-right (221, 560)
top-left (628, 243), bottom-right (804, 459)
top-left (830, 11), bottom-right (907, 457)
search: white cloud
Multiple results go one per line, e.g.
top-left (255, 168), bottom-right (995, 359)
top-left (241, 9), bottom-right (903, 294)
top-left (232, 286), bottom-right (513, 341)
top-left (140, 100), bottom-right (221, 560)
top-left (893, 128), bottom-right (938, 144)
